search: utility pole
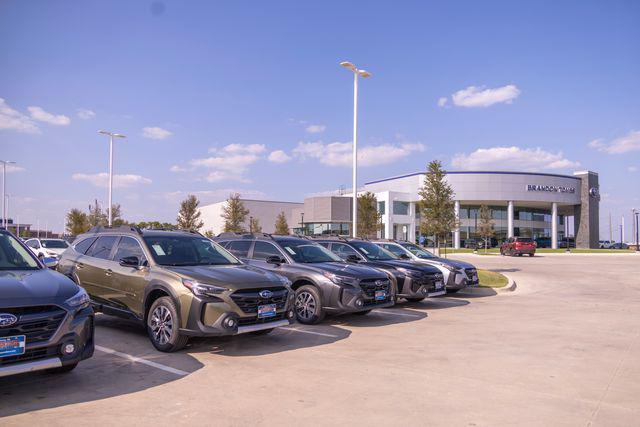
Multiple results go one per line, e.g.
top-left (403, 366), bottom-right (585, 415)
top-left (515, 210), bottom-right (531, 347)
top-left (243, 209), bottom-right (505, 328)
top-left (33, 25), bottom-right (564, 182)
top-left (609, 212), bottom-right (613, 242)
top-left (621, 214), bottom-right (625, 243)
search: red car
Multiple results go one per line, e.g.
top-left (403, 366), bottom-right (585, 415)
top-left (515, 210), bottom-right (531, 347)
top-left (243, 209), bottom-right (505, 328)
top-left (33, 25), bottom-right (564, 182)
top-left (500, 237), bottom-right (537, 257)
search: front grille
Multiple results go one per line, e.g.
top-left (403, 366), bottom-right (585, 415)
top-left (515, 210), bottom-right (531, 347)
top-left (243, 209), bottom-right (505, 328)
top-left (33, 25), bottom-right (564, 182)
top-left (426, 273), bottom-right (444, 292)
top-left (0, 305), bottom-right (66, 344)
top-left (465, 268), bottom-right (478, 281)
top-left (359, 279), bottom-right (391, 306)
top-left (0, 346), bottom-right (58, 366)
top-left (230, 287), bottom-right (288, 315)
top-left (237, 312), bottom-right (286, 327)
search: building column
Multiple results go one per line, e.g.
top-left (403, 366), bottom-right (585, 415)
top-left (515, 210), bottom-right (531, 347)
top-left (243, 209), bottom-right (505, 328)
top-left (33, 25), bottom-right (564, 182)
top-left (507, 201), bottom-right (514, 238)
top-left (551, 202), bottom-right (558, 249)
top-left (454, 200), bottom-right (461, 249)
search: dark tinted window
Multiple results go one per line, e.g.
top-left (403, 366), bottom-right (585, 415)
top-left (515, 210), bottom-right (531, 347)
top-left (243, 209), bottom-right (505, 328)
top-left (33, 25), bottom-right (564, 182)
top-left (26, 240), bottom-right (39, 248)
top-left (276, 239), bottom-right (342, 263)
top-left (331, 242), bottom-right (360, 259)
top-left (226, 240), bottom-right (251, 257)
top-left (351, 241), bottom-right (396, 261)
top-left (87, 236), bottom-right (118, 260)
top-left (74, 237), bottom-right (97, 254)
top-left (0, 232), bottom-right (40, 270)
top-left (113, 236), bottom-right (146, 264)
top-left (382, 243), bottom-right (407, 257)
top-left (252, 241), bottom-right (282, 260)
top-left (41, 239), bottom-right (69, 249)
top-left (143, 236), bottom-right (239, 266)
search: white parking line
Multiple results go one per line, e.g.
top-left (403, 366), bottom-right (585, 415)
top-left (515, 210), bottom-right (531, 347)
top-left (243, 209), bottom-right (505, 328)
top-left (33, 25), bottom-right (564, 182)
top-left (280, 327), bottom-right (339, 338)
top-left (372, 310), bottom-right (423, 318)
top-left (96, 345), bottom-right (188, 376)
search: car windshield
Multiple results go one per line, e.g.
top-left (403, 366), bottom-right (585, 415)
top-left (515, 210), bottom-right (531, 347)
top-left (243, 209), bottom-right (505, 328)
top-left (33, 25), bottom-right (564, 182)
top-left (351, 241), bottom-right (397, 261)
top-left (277, 240), bottom-right (343, 263)
top-left (143, 235), bottom-right (240, 266)
top-left (0, 232), bottom-right (40, 270)
top-left (400, 242), bottom-right (437, 259)
top-left (516, 238), bottom-right (533, 243)
top-left (41, 239), bottom-right (69, 249)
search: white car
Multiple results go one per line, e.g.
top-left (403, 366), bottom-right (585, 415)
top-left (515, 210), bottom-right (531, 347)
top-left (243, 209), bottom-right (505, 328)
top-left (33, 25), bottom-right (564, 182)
top-left (24, 238), bottom-right (70, 259)
top-left (599, 240), bottom-right (613, 249)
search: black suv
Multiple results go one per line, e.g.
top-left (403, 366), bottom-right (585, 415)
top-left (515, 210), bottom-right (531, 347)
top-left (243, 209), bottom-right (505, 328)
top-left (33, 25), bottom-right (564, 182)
top-left (1, 229), bottom-right (94, 377)
top-left (314, 237), bottom-right (446, 301)
top-left (215, 234), bottom-right (394, 324)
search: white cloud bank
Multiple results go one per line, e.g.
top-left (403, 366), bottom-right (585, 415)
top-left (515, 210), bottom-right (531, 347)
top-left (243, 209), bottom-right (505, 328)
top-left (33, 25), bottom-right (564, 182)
top-left (77, 108), bottom-right (96, 120)
top-left (28, 106), bottom-right (71, 125)
top-left (142, 126), bottom-right (172, 140)
top-left (452, 146), bottom-right (579, 171)
top-left (588, 131), bottom-right (640, 154)
top-left (293, 141), bottom-right (426, 167)
top-left (187, 143), bottom-right (267, 183)
top-left (267, 150), bottom-right (292, 163)
top-left (305, 124), bottom-right (326, 134)
top-left (72, 173), bottom-right (152, 188)
top-left (0, 98), bottom-right (40, 133)
top-left (439, 85), bottom-right (521, 108)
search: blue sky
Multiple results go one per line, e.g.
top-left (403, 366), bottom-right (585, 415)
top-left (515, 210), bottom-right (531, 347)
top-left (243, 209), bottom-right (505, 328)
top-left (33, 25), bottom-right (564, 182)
top-left (1, 0), bottom-right (639, 237)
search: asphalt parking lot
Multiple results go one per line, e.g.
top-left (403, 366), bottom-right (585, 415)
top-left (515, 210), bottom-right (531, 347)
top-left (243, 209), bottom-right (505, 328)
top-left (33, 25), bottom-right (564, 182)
top-left (1, 254), bottom-right (639, 426)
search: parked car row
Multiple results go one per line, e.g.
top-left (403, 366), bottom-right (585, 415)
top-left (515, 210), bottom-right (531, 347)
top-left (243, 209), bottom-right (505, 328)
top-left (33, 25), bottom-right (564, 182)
top-left (1, 226), bottom-right (480, 378)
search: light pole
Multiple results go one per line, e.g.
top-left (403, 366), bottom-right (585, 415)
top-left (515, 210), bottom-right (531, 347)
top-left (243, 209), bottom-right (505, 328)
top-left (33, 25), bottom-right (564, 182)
top-left (340, 61), bottom-right (371, 238)
top-left (98, 130), bottom-right (126, 227)
top-left (633, 209), bottom-right (639, 252)
top-left (4, 194), bottom-right (10, 231)
top-left (1, 160), bottom-right (16, 229)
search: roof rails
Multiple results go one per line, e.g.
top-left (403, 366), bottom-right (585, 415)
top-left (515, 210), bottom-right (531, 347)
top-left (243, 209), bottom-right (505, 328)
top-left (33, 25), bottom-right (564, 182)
top-left (87, 225), bottom-right (143, 235)
top-left (216, 232), bottom-right (275, 240)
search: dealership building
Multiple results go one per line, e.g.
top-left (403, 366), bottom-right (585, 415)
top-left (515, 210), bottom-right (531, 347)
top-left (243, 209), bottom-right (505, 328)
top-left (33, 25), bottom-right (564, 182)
top-left (198, 170), bottom-right (600, 249)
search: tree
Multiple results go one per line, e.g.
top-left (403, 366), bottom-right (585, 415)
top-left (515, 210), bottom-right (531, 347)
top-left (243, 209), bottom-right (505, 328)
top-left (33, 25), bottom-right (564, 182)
top-left (203, 230), bottom-right (215, 238)
top-left (418, 160), bottom-right (457, 252)
top-left (66, 208), bottom-right (89, 235)
top-left (249, 217), bottom-right (262, 233)
top-left (221, 193), bottom-right (249, 233)
top-left (87, 199), bottom-right (107, 227)
top-left (177, 194), bottom-right (205, 230)
top-left (274, 211), bottom-right (289, 235)
top-left (110, 204), bottom-right (127, 226)
top-left (478, 204), bottom-right (495, 252)
top-left (136, 221), bottom-right (175, 230)
top-left (357, 191), bottom-right (381, 238)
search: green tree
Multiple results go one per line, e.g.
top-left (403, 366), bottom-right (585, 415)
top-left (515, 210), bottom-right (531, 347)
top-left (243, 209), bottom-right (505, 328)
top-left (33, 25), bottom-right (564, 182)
top-left (357, 191), bottom-right (381, 238)
top-left (66, 208), bottom-right (89, 235)
top-left (177, 194), bottom-right (205, 230)
top-left (221, 193), bottom-right (249, 233)
top-left (249, 217), bottom-right (262, 233)
top-left (87, 200), bottom-right (107, 227)
top-left (418, 160), bottom-right (457, 252)
top-left (203, 230), bottom-right (215, 238)
top-left (274, 211), bottom-right (289, 235)
top-left (136, 221), bottom-right (175, 230)
top-left (478, 204), bottom-right (495, 252)
top-left (110, 204), bottom-right (127, 226)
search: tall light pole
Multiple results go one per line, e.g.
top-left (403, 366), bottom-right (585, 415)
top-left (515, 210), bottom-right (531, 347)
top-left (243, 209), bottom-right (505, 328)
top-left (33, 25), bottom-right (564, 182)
top-left (633, 209), bottom-right (639, 252)
top-left (340, 61), bottom-right (371, 238)
top-left (98, 130), bottom-right (126, 227)
top-left (1, 160), bottom-right (16, 229)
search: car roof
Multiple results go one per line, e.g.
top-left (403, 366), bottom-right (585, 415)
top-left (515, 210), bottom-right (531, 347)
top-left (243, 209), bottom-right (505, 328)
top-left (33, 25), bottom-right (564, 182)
top-left (77, 226), bottom-right (202, 240)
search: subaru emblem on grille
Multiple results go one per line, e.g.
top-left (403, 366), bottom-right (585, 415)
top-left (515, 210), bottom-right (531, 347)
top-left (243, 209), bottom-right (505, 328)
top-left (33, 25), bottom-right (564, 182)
top-left (375, 280), bottom-right (383, 286)
top-left (0, 313), bottom-right (18, 328)
top-left (258, 290), bottom-right (273, 299)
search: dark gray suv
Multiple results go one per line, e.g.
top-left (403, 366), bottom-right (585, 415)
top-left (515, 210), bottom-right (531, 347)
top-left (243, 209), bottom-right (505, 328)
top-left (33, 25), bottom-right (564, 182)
top-left (215, 234), bottom-right (394, 324)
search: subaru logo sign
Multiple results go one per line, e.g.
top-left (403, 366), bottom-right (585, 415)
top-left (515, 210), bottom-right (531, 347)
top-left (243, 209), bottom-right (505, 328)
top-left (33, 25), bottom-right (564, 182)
top-left (258, 290), bottom-right (273, 299)
top-left (0, 313), bottom-right (18, 328)
top-left (375, 280), bottom-right (384, 286)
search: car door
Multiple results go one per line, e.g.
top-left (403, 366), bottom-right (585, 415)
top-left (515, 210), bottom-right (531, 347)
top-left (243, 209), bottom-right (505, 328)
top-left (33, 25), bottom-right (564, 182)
top-left (79, 235), bottom-right (119, 303)
top-left (246, 240), bottom-right (292, 277)
top-left (109, 236), bottom-right (150, 316)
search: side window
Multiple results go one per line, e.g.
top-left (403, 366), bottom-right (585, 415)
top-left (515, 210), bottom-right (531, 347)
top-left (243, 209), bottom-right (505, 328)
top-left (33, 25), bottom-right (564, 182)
top-left (383, 244), bottom-right (405, 257)
top-left (74, 237), bottom-right (97, 254)
top-left (113, 236), bottom-right (147, 264)
top-left (331, 243), bottom-right (360, 259)
top-left (252, 241), bottom-right (283, 260)
top-left (86, 236), bottom-right (119, 260)
top-left (27, 240), bottom-right (39, 249)
top-left (226, 240), bottom-right (252, 258)
top-left (317, 242), bottom-right (330, 248)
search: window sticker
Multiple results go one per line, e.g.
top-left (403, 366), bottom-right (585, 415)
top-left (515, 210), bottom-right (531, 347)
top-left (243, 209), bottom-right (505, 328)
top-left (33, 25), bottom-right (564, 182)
top-left (152, 244), bottom-right (166, 256)
top-left (284, 246), bottom-right (297, 255)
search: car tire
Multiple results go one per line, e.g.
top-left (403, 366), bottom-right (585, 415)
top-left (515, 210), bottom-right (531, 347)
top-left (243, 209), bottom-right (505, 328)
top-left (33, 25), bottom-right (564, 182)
top-left (147, 296), bottom-right (189, 352)
top-left (405, 296), bottom-right (426, 302)
top-left (352, 309), bottom-right (372, 315)
top-left (294, 285), bottom-right (325, 325)
top-left (250, 328), bottom-right (275, 336)
top-left (529, 253), bottom-right (534, 257)
top-left (46, 363), bottom-right (78, 374)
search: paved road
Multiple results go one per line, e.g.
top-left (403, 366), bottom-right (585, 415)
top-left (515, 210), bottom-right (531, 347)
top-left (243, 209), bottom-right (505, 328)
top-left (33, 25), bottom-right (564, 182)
top-left (1, 254), bottom-right (639, 426)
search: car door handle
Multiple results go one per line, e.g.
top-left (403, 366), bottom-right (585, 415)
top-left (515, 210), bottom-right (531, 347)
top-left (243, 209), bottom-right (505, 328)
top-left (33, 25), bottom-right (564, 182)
top-left (105, 269), bottom-right (113, 276)
top-left (76, 263), bottom-right (84, 269)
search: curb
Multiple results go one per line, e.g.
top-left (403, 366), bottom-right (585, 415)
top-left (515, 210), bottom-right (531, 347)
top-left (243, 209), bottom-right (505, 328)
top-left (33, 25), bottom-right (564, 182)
top-left (496, 275), bottom-right (517, 293)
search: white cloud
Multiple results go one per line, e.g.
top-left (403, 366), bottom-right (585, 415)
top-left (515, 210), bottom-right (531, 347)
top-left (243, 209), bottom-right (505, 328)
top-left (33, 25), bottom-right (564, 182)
top-left (189, 145), bottom-right (265, 183)
top-left (268, 150), bottom-right (292, 163)
top-left (450, 85), bottom-right (521, 108)
top-left (628, 166), bottom-right (638, 173)
top-left (77, 108), bottom-right (96, 120)
top-left (305, 124), bottom-right (326, 134)
top-left (27, 106), bottom-right (71, 125)
top-left (209, 143), bottom-right (266, 154)
top-left (169, 165), bottom-right (189, 172)
top-left (204, 171), bottom-right (251, 183)
top-left (142, 126), bottom-right (172, 140)
top-left (451, 146), bottom-right (580, 171)
top-left (588, 131), bottom-right (640, 154)
top-left (191, 154), bottom-right (260, 170)
top-left (293, 141), bottom-right (426, 167)
top-left (0, 98), bottom-right (40, 133)
top-left (72, 173), bottom-right (152, 188)
top-left (437, 97), bottom-right (448, 108)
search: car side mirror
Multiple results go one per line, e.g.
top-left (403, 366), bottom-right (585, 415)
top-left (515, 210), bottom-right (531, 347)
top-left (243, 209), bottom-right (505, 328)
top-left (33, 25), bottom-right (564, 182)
top-left (346, 254), bottom-right (361, 263)
top-left (266, 255), bottom-right (284, 265)
top-left (42, 257), bottom-right (58, 269)
top-left (119, 256), bottom-right (140, 267)
top-left (399, 253), bottom-right (410, 260)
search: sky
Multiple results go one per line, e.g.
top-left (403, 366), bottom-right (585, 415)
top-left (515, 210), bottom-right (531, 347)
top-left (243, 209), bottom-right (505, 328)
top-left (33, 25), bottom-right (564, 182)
top-left (0, 0), bottom-right (639, 238)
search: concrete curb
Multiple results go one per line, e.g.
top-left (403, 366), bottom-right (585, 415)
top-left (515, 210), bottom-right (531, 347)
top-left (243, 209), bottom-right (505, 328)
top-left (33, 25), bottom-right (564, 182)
top-left (496, 274), bottom-right (517, 293)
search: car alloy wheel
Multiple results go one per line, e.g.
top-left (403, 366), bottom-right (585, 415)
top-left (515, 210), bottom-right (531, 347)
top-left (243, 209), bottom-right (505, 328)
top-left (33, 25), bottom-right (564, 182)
top-left (150, 305), bottom-right (173, 346)
top-left (295, 291), bottom-right (317, 321)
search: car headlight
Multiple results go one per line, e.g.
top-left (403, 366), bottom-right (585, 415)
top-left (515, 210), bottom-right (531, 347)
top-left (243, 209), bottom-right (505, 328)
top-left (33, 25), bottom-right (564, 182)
top-left (278, 275), bottom-right (292, 287)
top-left (396, 267), bottom-right (423, 278)
top-left (182, 279), bottom-right (229, 297)
top-left (65, 288), bottom-right (90, 309)
top-left (439, 264), bottom-right (456, 272)
top-left (323, 272), bottom-right (357, 286)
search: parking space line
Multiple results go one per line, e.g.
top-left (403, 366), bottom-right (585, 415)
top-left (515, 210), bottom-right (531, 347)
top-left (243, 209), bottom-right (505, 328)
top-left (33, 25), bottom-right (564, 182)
top-left (95, 345), bottom-right (188, 376)
top-left (372, 310), bottom-right (423, 318)
top-left (280, 327), bottom-right (339, 338)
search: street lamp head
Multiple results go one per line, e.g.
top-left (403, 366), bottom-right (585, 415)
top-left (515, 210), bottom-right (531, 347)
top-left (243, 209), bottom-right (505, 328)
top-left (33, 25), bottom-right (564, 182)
top-left (357, 70), bottom-right (372, 78)
top-left (340, 61), bottom-right (356, 71)
top-left (98, 130), bottom-right (126, 138)
top-left (0, 160), bottom-right (16, 165)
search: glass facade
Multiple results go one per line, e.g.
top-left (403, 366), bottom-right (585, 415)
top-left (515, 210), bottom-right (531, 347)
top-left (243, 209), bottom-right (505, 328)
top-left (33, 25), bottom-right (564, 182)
top-left (393, 201), bottom-right (410, 215)
top-left (292, 222), bottom-right (351, 236)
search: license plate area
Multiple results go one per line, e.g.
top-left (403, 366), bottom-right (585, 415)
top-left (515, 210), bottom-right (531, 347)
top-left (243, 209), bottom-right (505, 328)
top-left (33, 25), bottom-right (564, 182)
top-left (375, 290), bottom-right (387, 301)
top-left (435, 281), bottom-right (444, 290)
top-left (0, 335), bottom-right (26, 358)
top-left (257, 304), bottom-right (277, 319)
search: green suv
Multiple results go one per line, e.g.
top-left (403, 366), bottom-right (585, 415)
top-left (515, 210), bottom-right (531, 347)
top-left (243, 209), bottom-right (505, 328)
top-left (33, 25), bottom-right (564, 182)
top-left (57, 227), bottom-right (295, 352)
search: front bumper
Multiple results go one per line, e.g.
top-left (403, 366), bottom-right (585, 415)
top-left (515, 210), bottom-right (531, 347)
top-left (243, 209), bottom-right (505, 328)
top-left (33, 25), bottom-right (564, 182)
top-left (323, 280), bottom-right (395, 314)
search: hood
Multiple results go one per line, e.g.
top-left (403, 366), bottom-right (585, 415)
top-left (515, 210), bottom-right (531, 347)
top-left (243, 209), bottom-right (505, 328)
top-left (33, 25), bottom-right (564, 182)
top-left (294, 262), bottom-right (388, 279)
top-left (370, 259), bottom-right (441, 274)
top-left (417, 258), bottom-right (475, 270)
top-left (164, 264), bottom-right (286, 289)
top-left (44, 247), bottom-right (68, 256)
top-left (0, 269), bottom-right (79, 306)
